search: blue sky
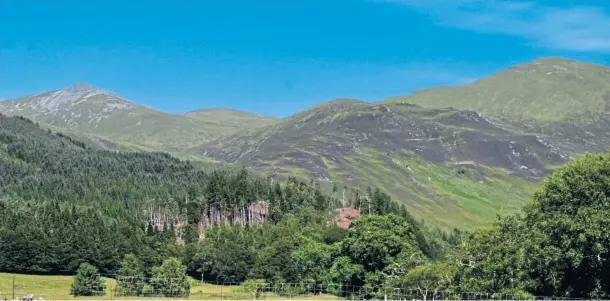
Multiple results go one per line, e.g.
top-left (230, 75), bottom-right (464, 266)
top-left (1, 0), bottom-right (609, 117)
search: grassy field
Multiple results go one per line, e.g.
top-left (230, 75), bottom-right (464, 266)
top-left (0, 274), bottom-right (339, 300)
top-left (0, 273), bottom-right (118, 300)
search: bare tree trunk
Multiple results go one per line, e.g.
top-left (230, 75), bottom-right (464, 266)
top-left (248, 203), bottom-right (253, 226)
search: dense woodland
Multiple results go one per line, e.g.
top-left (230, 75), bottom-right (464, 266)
top-left (0, 114), bottom-right (608, 299)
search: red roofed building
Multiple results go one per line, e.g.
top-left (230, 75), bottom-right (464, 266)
top-left (335, 208), bottom-right (360, 229)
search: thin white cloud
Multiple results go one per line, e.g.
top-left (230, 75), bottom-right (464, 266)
top-left (382, 0), bottom-right (610, 52)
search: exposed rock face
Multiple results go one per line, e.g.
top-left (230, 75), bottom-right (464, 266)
top-left (198, 202), bottom-right (269, 237)
top-left (146, 202), bottom-right (270, 241)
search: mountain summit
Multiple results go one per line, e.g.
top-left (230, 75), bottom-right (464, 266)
top-left (0, 84), bottom-right (275, 152)
top-left (384, 57), bottom-right (610, 153)
top-left (385, 57), bottom-right (610, 125)
top-left (71, 82), bottom-right (97, 90)
top-left (0, 83), bottom-right (138, 128)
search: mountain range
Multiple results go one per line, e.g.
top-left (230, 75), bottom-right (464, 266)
top-left (0, 83), bottom-right (276, 152)
top-left (2, 57), bottom-right (609, 229)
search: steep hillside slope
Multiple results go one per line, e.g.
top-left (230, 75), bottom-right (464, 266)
top-left (385, 58), bottom-right (610, 153)
top-left (386, 58), bottom-right (610, 124)
top-left (0, 113), bottom-right (210, 205)
top-left (195, 100), bottom-right (569, 229)
top-left (0, 84), bottom-right (273, 152)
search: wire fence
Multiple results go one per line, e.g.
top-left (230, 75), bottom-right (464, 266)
top-left (1, 275), bottom-right (607, 301)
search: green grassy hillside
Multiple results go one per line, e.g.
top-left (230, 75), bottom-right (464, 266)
top-left (385, 58), bottom-right (610, 125)
top-left (185, 108), bottom-right (277, 129)
top-left (329, 149), bottom-right (536, 229)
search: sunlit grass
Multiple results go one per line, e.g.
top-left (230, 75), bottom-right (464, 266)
top-left (0, 274), bottom-right (341, 300)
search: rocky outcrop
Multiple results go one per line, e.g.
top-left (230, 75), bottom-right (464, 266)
top-left (144, 201), bottom-right (269, 241)
top-left (198, 201), bottom-right (269, 235)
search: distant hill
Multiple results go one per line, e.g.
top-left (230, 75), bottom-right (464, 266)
top-left (386, 58), bottom-right (610, 124)
top-left (195, 57), bottom-right (610, 229)
top-left (385, 58), bottom-right (610, 153)
top-left (0, 83), bottom-right (275, 152)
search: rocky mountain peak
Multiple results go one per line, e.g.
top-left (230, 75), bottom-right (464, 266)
top-left (29, 83), bottom-right (111, 112)
top-left (68, 82), bottom-right (99, 93)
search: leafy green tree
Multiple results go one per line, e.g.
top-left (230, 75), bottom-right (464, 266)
top-left (238, 279), bottom-right (268, 300)
top-left (116, 254), bottom-right (144, 296)
top-left (325, 256), bottom-right (365, 297)
top-left (291, 241), bottom-right (335, 286)
top-left (70, 263), bottom-right (106, 297)
top-left (341, 215), bottom-right (419, 271)
top-left (321, 226), bottom-right (347, 244)
top-left (250, 236), bottom-right (301, 283)
top-left (384, 247), bottom-right (428, 282)
top-left (362, 271), bottom-right (388, 300)
top-left (192, 227), bottom-right (256, 282)
top-left (522, 153), bottom-right (610, 298)
top-left (456, 153), bottom-right (610, 299)
top-left (455, 222), bottom-right (534, 294)
top-left (150, 257), bottom-right (191, 297)
top-left (401, 264), bottom-right (457, 301)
